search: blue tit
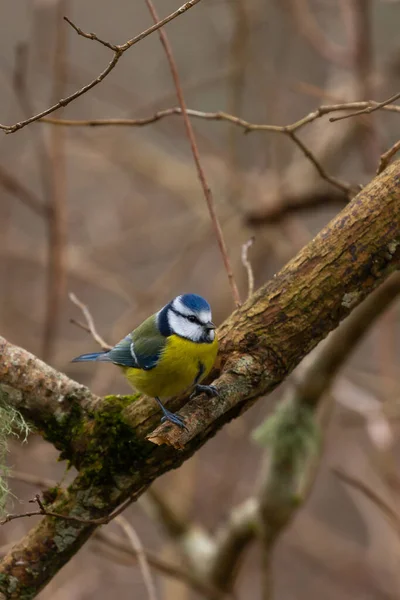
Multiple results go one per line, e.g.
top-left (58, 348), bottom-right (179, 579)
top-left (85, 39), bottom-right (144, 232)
top-left (72, 294), bottom-right (218, 429)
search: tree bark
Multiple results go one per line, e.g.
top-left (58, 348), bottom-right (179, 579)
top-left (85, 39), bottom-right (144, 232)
top-left (0, 160), bottom-right (399, 598)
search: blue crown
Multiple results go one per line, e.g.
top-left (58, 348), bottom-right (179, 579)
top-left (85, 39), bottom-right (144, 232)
top-left (180, 294), bottom-right (210, 313)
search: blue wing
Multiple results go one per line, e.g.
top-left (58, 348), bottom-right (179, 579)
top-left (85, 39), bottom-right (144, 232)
top-left (106, 334), bottom-right (138, 368)
top-left (73, 315), bottom-right (166, 370)
top-left (109, 330), bottom-right (165, 371)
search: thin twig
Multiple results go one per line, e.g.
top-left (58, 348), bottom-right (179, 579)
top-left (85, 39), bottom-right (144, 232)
top-left (347, 0), bottom-right (379, 172)
top-left (42, 0), bottom-right (69, 361)
top-left (6, 469), bottom-right (222, 600)
top-left (241, 237), bottom-right (255, 299)
top-left (8, 471), bottom-right (220, 599)
top-left (141, 487), bottom-right (193, 540)
top-left (287, 0), bottom-right (349, 67)
top-left (38, 98), bottom-right (400, 196)
top-left (330, 90), bottom-right (400, 122)
top-left (1, 493), bottom-right (135, 527)
top-left (0, 164), bottom-right (46, 217)
top-left (377, 139), bottom-right (400, 174)
top-left (43, 100), bottom-right (399, 196)
top-left (13, 42), bottom-right (66, 361)
top-left (0, 0), bottom-right (203, 134)
top-left (63, 16), bottom-right (118, 51)
top-left (69, 292), bottom-right (111, 350)
top-left (288, 130), bottom-right (358, 195)
top-left (332, 468), bottom-right (400, 535)
top-left (115, 516), bottom-right (158, 600)
top-left (144, 0), bottom-right (241, 306)
top-left (39, 100), bottom-right (400, 130)
top-left (8, 470), bottom-right (58, 490)
top-left (95, 530), bottom-right (224, 600)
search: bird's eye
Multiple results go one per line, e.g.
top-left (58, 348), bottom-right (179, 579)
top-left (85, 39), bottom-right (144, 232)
top-left (187, 315), bottom-right (197, 323)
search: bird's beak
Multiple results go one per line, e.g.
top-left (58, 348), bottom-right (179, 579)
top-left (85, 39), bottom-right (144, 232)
top-left (205, 321), bottom-right (216, 331)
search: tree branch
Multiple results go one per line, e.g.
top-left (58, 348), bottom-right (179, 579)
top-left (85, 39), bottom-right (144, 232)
top-left (0, 161), bottom-right (400, 597)
top-left (148, 159), bottom-right (400, 448)
top-left (0, 0), bottom-right (203, 134)
top-left (209, 271), bottom-right (400, 593)
top-left (144, 0), bottom-right (241, 306)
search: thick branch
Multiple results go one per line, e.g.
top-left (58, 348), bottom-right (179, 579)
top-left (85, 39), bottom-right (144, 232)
top-left (149, 159), bottom-right (400, 448)
top-left (0, 161), bottom-right (400, 597)
top-left (209, 272), bottom-right (400, 592)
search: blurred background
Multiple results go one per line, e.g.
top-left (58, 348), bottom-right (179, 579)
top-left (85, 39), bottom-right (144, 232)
top-left (1, 0), bottom-right (400, 598)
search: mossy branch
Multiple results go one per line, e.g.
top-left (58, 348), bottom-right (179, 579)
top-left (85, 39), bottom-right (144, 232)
top-left (0, 161), bottom-right (400, 598)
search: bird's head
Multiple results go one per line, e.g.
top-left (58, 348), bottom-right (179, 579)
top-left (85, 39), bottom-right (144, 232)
top-left (159, 294), bottom-right (216, 343)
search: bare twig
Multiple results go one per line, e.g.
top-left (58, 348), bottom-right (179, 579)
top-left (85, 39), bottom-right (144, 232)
top-left (241, 237), bottom-right (255, 299)
top-left (8, 470), bottom-right (59, 490)
top-left (144, 0), bottom-right (241, 306)
top-left (0, 493), bottom-right (135, 527)
top-left (347, 0), bottom-right (380, 171)
top-left (44, 98), bottom-right (400, 196)
top-left (0, 164), bottom-right (46, 217)
top-left (332, 468), bottom-right (400, 535)
top-left (39, 100), bottom-right (400, 129)
top-left (7, 471), bottom-right (220, 600)
top-left (141, 487), bottom-right (214, 575)
top-left (38, 98), bottom-right (400, 196)
top-left (141, 487), bottom-right (191, 540)
top-left (95, 530), bottom-right (224, 600)
top-left (69, 292), bottom-right (111, 350)
top-left (287, 0), bottom-right (349, 67)
top-left (63, 16), bottom-right (118, 50)
top-left (115, 516), bottom-right (158, 600)
top-left (42, 0), bottom-right (69, 361)
top-left (377, 139), bottom-right (400, 174)
top-left (225, 0), bottom-right (250, 209)
top-left (330, 90), bottom-right (400, 122)
top-left (0, 0), bottom-right (203, 134)
top-left (287, 130), bottom-right (358, 195)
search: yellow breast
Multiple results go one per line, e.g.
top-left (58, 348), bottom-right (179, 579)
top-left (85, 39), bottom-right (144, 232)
top-left (123, 335), bottom-right (218, 399)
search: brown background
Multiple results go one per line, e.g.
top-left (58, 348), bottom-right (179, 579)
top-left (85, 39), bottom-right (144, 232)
top-left (1, 1), bottom-right (400, 598)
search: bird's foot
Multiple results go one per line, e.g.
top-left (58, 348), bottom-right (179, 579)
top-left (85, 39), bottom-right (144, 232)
top-left (160, 409), bottom-right (187, 430)
top-left (154, 397), bottom-right (187, 430)
top-left (190, 384), bottom-right (219, 400)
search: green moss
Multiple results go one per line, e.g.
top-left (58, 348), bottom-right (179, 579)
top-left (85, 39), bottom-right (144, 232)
top-left (253, 396), bottom-right (320, 457)
top-left (77, 395), bottom-right (152, 493)
top-left (40, 400), bottom-right (86, 459)
top-left (30, 393), bottom-right (149, 500)
top-left (0, 573), bottom-right (36, 598)
top-left (253, 394), bottom-right (321, 503)
top-left (42, 485), bottom-right (64, 506)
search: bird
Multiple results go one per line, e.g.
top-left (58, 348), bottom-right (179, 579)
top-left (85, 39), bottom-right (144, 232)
top-left (72, 294), bottom-right (218, 429)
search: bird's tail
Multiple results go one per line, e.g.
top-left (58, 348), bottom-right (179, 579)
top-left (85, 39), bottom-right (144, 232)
top-left (71, 351), bottom-right (111, 363)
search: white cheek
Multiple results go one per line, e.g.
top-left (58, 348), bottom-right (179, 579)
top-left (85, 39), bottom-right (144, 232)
top-left (208, 330), bottom-right (215, 342)
top-left (168, 312), bottom-right (202, 341)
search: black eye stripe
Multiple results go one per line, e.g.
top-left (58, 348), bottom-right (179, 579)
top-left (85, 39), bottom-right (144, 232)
top-left (187, 315), bottom-right (201, 324)
top-left (170, 307), bottom-right (205, 326)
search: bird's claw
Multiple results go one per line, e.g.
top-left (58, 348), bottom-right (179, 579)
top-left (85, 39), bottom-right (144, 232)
top-left (160, 410), bottom-right (187, 430)
top-left (190, 384), bottom-right (219, 400)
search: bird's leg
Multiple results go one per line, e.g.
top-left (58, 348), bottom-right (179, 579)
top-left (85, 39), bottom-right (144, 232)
top-left (154, 397), bottom-right (187, 430)
top-left (189, 362), bottom-right (219, 399)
